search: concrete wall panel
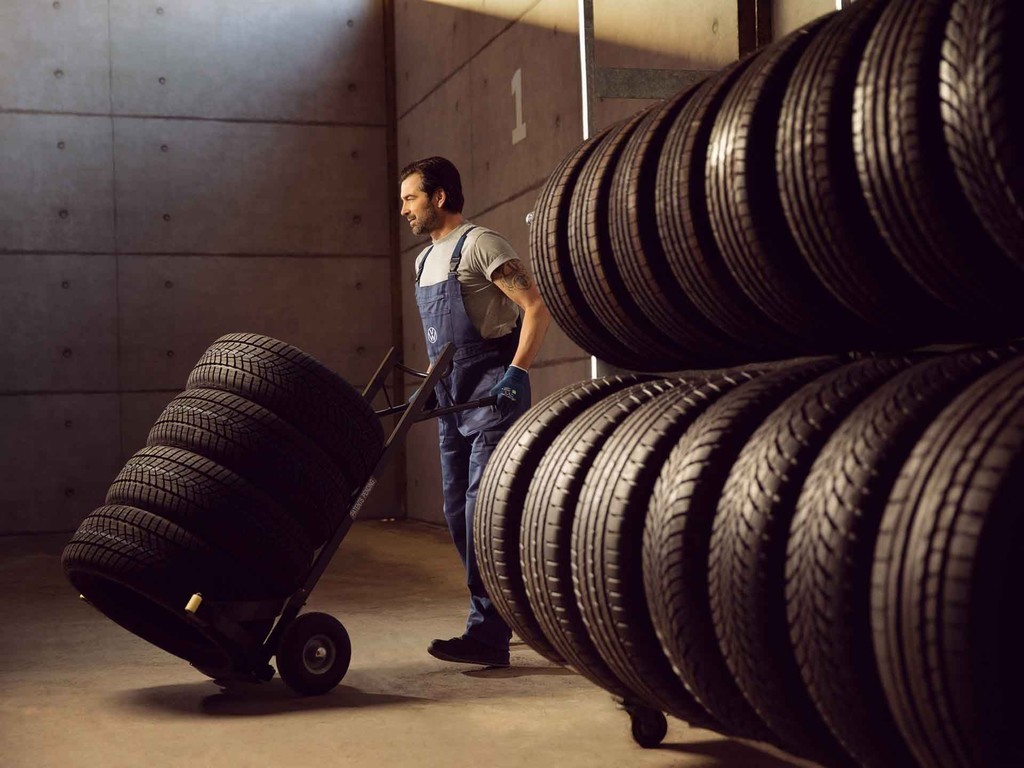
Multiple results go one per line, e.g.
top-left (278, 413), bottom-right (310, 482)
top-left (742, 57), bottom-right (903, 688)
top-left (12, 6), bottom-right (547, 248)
top-left (0, 115), bottom-right (115, 254)
top-left (0, 254), bottom-right (118, 393)
top-left (117, 255), bottom-right (391, 390)
top-left (110, 0), bottom-right (385, 124)
top-left (0, 0), bottom-right (111, 114)
top-left (467, 1), bottom-right (583, 214)
top-left (0, 394), bottom-right (121, 533)
top-left (393, 0), bottom-right (479, 118)
top-left (114, 119), bottom-right (388, 255)
top-left (403, 419), bottom-right (443, 526)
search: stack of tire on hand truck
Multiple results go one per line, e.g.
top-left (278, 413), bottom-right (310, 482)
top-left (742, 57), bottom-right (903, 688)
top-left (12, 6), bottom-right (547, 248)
top-left (62, 333), bottom-right (480, 694)
top-left (475, 1), bottom-right (1024, 766)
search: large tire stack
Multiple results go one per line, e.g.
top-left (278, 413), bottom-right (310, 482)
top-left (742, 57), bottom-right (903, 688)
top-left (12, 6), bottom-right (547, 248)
top-left (476, 346), bottom-right (1023, 766)
top-left (480, 1), bottom-right (1024, 766)
top-left (62, 333), bottom-right (384, 675)
top-left (530, 0), bottom-right (1024, 372)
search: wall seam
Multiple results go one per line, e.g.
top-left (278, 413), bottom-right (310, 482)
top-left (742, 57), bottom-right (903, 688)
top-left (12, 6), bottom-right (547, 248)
top-left (107, 0), bottom-right (124, 463)
top-left (0, 107), bottom-right (384, 130)
top-left (382, 0), bottom-right (407, 520)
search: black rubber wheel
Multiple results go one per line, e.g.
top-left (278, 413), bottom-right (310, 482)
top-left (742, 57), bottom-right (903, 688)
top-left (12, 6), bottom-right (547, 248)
top-left (643, 357), bottom-right (839, 743)
top-left (522, 378), bottom-right (689, 701)
top-left (853, 0), bottom-right (1024, 332)
top-left (574, 375), bottom-right (760, 730)
top-left (185, 333), bottom-right (385, 486)
top-left (147, 388), bottom-right (353, 545)
top-left (474, 375), bottom-right (647, 664)
top-left (568, 107), bottom-right (688, 371)
top-left (62, 505), bottom-right (250, 670)
top-left (655, 57), bottom-right (794, 352)
top-left (776, 0), bottom-right (955, 343)
top-left (630, 707), bottom-right (668, 749)
top-left (709, 354), bottom-right (916, 764)
top-left (707, 15), bottom-right (867, 348)
top-left (942, 0), bottom-right (1024, 269)
top-left (785, 346), bottom-right (1016, 768)
top-left (608, 82), bottom-right (742, 367)
top-left (530, 126), bottom-right (644, 370)
top-left (276, 612), bottom-right (352, 696)
top-left (106, 446), bottom-right (313, 597)
top-left (872, 354), bottom-right (1024, 768)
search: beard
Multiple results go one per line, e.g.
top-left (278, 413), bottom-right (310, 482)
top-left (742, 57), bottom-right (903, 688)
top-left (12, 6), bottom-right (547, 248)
top-left (409, 202), bottom-right (442, 236)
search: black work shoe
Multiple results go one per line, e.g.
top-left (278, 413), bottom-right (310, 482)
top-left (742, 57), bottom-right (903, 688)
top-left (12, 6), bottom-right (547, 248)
top-left (427, 636), bottom-right (510, 667)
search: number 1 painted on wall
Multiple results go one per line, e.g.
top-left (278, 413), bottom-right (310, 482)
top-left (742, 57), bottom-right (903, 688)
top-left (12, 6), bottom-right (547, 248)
top-left (511, 68), bottom-right (527, 145)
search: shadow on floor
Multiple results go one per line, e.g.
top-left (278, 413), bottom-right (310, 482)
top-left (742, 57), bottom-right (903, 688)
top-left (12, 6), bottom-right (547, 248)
top-left (660, 738), bottom-right (814, 767)
top-left (462, 665), bottom-right (578, 679)
top-left (114, 679), bottom-right (430, 717)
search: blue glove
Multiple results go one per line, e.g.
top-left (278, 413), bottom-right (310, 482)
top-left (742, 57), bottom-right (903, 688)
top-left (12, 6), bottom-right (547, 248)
top-left (489, 365), bottom-right (528, 417)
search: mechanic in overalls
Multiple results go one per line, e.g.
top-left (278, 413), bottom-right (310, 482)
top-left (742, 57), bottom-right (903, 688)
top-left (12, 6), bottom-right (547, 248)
top-left (400, 156), bottom-right (552, 667)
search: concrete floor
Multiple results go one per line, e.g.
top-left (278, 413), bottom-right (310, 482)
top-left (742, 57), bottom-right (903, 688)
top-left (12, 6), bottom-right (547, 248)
top-left (0, 520), bottom-right (815, 768)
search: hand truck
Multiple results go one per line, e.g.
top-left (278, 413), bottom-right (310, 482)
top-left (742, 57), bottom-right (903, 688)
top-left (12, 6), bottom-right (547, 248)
top-left (179, 342), bottom-right (495, 695)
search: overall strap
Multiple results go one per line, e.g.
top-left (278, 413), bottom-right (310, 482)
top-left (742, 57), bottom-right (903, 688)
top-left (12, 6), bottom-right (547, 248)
top-left (413, 226), bottom-right (476, 286)
top-left (414, 245), bottom-right (433, 286)
top-left (448, 226), bottom-right (476, 273)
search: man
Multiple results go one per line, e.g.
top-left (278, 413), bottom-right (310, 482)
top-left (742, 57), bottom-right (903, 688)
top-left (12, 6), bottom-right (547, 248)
top-left (400, 156), bottom-right (552, 667)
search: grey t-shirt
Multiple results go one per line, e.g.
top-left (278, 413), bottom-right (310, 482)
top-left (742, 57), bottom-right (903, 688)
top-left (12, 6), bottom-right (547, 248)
top-left (413, 221), bottom-right (522, 339)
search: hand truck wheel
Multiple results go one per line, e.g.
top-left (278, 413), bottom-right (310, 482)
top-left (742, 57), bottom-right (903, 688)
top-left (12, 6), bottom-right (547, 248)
top-left (629, 706), bottom-right (668, 748)
top-left (276, 612), bottom-right (351, 696)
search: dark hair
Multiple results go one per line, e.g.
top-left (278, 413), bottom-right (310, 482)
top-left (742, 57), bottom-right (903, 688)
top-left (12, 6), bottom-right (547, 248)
top-left (399, 156), bottom-right (465, 213)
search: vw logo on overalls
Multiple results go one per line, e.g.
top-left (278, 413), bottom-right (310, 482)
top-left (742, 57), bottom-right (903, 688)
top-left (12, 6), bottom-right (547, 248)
top-left (427, 327), bottom-right (438, 344)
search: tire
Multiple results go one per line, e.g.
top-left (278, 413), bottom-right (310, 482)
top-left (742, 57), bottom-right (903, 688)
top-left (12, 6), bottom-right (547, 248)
top-left (530, 127), bottom-right (644, 370)
top-left (709, 354), bottom-right (915, 763)
top-left (872, 354), bottom-right (1024, 768)
top-left (786, 347), bottom-right (1016, 768)
top-left (276, 612), bottom-right (352, 696)
top-left (942, 0), bottom-right (1024, 269)
top-left (776, 0), bottom-right (955, 343)
top-left (568, 109), bottom-right (690, 371)
top-left (474, 374), bottom-right (649, 663)
top-left (644, 357), bottom-right (840, 743)
top-left (574, 374), bottom-right (763, 729)
top-left (608, 81), bottom-right (745, 368)
top-left (62, 505), bottom-right (250, 670)
top-left (853, 0), bottom-right (1024, 332)
top-left (147, 388), bottom-right (353, 546)
top-left (185, 333), bottom-right (384, 486)
top-left (521, 378), bottom-right (689, 701)
top-left (707, 15), bottom-right (866, 347)
top-left (106, 446), bottom-right (313, 596)
top-left (655, 58), bottom-right (794, 351)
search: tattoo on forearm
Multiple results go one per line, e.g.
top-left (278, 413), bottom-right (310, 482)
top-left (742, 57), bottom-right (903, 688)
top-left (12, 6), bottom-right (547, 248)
top-left (497, 259), bottom-right (533, 292)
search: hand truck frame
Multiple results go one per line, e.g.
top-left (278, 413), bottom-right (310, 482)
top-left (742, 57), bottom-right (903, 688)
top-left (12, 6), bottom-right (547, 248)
top-left (179, 342), bottom-right (493, 695)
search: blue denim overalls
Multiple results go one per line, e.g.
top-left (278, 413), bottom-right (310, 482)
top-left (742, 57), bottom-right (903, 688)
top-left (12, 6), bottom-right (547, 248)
top-left (414, 226), bottom-right (530, 650)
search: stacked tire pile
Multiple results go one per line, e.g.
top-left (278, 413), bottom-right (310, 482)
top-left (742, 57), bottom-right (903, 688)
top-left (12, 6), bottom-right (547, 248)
top-left (476, 346), bottom-right (1024, 767)
top-left (530, 0), bottom-right (1024, 372)
top-left (61, 333), bottom-right (384, 676)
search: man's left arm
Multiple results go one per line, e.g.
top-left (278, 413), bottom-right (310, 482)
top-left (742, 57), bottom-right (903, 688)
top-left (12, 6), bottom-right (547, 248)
top-left (487, 258), bottom-right (552, 414)
top-left (491, 258), bottom-right (552, 370)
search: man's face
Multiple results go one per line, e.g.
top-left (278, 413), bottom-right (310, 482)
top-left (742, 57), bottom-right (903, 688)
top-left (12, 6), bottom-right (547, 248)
top-left (400, 173), bottom-right (442, 236)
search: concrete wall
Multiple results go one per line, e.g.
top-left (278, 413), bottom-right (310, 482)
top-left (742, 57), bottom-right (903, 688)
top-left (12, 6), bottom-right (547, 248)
top-left (0, 0), bottom-right (398, 533)
top-left (0, 0), bottom-right (841, 533)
